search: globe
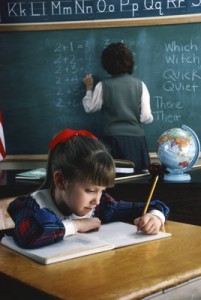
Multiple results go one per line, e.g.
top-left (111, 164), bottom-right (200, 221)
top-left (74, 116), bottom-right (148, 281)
top-left (157, 125), bottom-right (200, 181)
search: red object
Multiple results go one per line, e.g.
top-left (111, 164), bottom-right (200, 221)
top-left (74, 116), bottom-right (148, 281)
top-left (148, 163), bottom-right (163, 177)
top-left (49, 128), bottom-right (97, 151)
top-left (0, 112), bottom-right (6, 161)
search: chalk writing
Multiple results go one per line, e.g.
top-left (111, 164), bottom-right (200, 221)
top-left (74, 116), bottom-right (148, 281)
top-left (153, 96), bottom-right (183, 123)
top-left (163, 40), bottom-right (201, 93)
top-left (52, 40), bottom-right (95, 108)
top-left (152, 38), bottom-right (201, 124)
top-left (0, 0), bottom-right (200, 23)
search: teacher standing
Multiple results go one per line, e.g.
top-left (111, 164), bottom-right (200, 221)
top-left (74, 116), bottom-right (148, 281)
top-left (82, 42), bottom-right (153, 174)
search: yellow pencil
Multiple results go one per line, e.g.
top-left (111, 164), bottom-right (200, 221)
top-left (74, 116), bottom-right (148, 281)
top-left (142, 175), bottom-right (159, 215)
top-left (142, 174), bottom-right (165, 232)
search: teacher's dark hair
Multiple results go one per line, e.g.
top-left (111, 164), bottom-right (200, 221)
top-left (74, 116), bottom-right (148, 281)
top-left (101, 42), bottom-right (134, 75)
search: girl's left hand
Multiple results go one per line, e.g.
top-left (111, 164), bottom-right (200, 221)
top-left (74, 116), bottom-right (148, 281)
top-left (134, 213), bottom-right (162, 235)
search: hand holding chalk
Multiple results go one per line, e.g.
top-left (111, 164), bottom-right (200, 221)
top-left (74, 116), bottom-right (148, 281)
top-left (83, 74), bottom-right (93, 91)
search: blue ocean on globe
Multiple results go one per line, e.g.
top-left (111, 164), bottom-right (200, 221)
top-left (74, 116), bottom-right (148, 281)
top-left (157, 125), bottom-right (200, 181)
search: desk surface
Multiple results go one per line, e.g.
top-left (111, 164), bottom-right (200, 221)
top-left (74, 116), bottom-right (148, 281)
top-left (1, 221), bottom-right (201, 300)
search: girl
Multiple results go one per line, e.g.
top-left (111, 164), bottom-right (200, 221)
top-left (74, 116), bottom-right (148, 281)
top-left (8, 128), bottom-right (169, 249)
top-left (83, 42), bottom-right (153, 174)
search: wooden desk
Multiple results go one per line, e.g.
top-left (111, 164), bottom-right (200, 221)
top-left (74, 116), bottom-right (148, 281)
top-left (1, 221), bottom-right (201, 300)
top-left (0, 197), bottom-right (14, 231)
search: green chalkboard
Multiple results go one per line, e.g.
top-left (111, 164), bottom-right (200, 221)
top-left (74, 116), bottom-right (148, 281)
top-left (1, 23), bottom-right (201, 154)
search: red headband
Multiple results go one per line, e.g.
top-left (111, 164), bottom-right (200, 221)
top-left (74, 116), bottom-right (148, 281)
top-left (49, 128), bottom-right (97, 151)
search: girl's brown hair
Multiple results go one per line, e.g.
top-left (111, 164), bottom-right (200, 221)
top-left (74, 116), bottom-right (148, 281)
top-left (40, 135), bottom-right (115, 190)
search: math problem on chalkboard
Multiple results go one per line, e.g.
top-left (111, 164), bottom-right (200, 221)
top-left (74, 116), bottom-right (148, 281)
top-left (0, 23), bottom-right (201, 154)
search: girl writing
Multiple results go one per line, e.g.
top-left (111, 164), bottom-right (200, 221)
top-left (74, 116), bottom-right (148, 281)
top-left (8, 128), bottom-right (169, 249)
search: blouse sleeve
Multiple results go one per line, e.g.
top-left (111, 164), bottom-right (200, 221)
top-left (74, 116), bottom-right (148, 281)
top-left (7, 195), bottom-right (65, 249)
top-left (140, 81), bottom-right (154, 124)
top-left (82, 81), bottom-right (103, 112)
top-left (95, 193), bottom-right (170, 224)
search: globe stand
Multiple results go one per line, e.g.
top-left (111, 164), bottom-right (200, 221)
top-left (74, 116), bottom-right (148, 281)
top-left (164, 170), bottom-right (191, 182)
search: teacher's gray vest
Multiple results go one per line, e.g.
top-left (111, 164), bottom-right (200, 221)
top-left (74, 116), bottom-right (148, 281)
top-left (102, 74), bottom-right (145, 136)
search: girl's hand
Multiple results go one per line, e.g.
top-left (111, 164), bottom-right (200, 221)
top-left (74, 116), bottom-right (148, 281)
top-left (83, 74), bottom-right (93, 90)
top-left (134, 213), bottom-right (162, 235)
top-left (73, 217), bottom-right (101, 233)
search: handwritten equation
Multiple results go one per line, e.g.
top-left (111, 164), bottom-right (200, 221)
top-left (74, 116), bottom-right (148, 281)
top-left (53, 41), bottom-right (90, 108)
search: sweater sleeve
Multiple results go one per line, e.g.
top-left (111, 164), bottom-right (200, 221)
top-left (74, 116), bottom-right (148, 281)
top-left (140, 81), bottom-right (153, 124)
top-left (7, 195), bottom-right (65, 249)
top-left (95, 193), bottom-right (170, 224)
top-left (82, 82), bottom-right (103, 112)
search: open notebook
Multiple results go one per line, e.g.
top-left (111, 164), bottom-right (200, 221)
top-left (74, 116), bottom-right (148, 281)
top-left (1, 222), bottom-right (171, 265)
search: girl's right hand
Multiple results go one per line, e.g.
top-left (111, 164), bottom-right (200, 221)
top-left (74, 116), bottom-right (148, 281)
top-left (83, 74), bottom-right (93, 90)
top-left (73, 217), bottom-right (101, 233)
top-left (134, 213), bottom-right (162, 234)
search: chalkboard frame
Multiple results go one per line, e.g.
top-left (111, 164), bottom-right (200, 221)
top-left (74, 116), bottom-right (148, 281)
top-left (1, 14), bottom-right (201, 161)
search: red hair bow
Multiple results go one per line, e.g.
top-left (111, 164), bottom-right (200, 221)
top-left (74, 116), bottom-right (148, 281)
top-left (49, 128), bottom-right (97, 151)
